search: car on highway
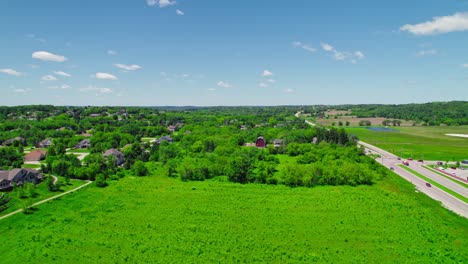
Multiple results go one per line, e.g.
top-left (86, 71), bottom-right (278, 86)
top-left (425, 183), bottom-right (431, 187)
top-left (390, 167), bottom-right (394, 170)
top-left (397, 157), bottom-right (401, 160)
top-left (417, 159), bottom-right (423, 162)
top-left (408, 158), bottom-right (413, 161)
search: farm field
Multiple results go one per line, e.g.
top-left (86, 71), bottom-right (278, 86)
top-left (346, 126), bottom-right (468, 161)
top-left (313, 116), bottom-right (415, 127)
top-left (0, 172), bottom-right (466, 263)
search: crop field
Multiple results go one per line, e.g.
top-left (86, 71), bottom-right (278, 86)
top-left (0, 172), bottom-right (466, 263)
top-left (347, 126), bottom-right (468, 161)
top-left (313, 116), bottom-right (415, 127)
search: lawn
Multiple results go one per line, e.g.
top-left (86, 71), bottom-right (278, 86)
top-left (0, 172), bottom-right (466, 263)
top-left (347, 126), bottom-right (468, 161)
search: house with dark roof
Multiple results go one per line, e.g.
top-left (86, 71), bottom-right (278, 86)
top-left (0, 168), bottom-right (43, 191)
top-left (37, 138), bottom-right (52, 148)
top-left (103, 148), bottom-right (125, 166)
top-left (2, 137), bottom-right (26, 146)
top-left (156, 136), bottom-right (173, 144)
top-left (76, 139), bottom-right (91, 149)
top-left (24, 149), bottom-right (47, 162)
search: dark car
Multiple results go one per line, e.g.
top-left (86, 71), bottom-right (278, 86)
top-left (397, 157), bottom-right (401, 160)
top-left (417, 160), bottom-right (423, 162)
top-left (390, 167), bottom-right (394, 171)
top-left (425, 183), bottom-right (431, 187)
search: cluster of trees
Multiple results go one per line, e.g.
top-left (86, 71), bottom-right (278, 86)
top-left (382, 119), bottom-right (402, 126)
top-left (0, 146), bottom-right (23, 169)
top-left (350, 101), bottom-right (468, 126)
top-left (358, 120), bottom-right (372, 126)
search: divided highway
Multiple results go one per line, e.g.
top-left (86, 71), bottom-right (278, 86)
top-left (358, 141), bottom-right (468, 218)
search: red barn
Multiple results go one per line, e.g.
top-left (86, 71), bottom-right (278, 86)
top-left (255, 137), bottom-right (266, 148)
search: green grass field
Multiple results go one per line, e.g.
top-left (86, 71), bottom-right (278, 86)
top-left (0, 172), bottom-right (466, 263)
top-left (347, 126), bottom-right (468, 161)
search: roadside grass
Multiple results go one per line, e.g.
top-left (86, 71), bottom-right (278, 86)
top-left (398, 165), bottom-right (468, 203)
top-left (0, 172), bottom-right (466, 263)
top-left (422, 165), bottom-right (468, 188)
top-left (0, 176), bottom-right (87, 217)
top-left (346, 126), bottom-right (468, 161)
top-left (66, 148), bottom-right (90, 153)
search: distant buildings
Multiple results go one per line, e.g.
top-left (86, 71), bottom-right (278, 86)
top-left (37, 138), bottom-right (52, 148)
top-left (255, 137), bottom-right (266, 148)
top-left (76, 139), bottom-right (91, 149)
top-left (24, 149), bottom-right (47, 162)
top-left (103, 148), bottom-right (125, 166)
top-left (2, 137), bottom-right (26, 146)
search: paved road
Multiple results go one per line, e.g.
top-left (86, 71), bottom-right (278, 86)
top-left (0, 181), bottom-right (93, 221)
top-left (358, 141), bottom-right (468, 218)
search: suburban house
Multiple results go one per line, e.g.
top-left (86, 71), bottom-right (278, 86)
top-left (0, 168), bottom-right (43, 191)
top-left (255, 137), bottom-right (266, 148)
top-left (76, 139), bottom-right (91, 149)
top-left (37, 138), bottom-right (52, 148)
top-left (24, 149), bottom-right (47, 162)
top-left (103, 148), bottom-right (125, 166)
top-left (2, 137), bottom-right (26, 146)
top-left (273, 139), bottom-right (284, 148)
top-left (89, 114), bottom-right (101, 118)
top-left (167, 125), bottom-right (177, 132)
top-left (156, 136), bottom-right (173, 144)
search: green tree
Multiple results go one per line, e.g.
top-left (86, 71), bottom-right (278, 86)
top-left (132, 160), bottom-right (149, 176)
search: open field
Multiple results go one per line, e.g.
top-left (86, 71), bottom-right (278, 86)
top-left (347, 126), bottom-right (468, 161)
top-left (0, 172), bottom-right (466, 263)
top-left (313, 116), bottom-right (415, 127)
top-left (0, 176), bottom-right (86, 217)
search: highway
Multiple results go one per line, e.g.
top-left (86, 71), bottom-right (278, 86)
top-left (358, 141), bottom-right (468, 218)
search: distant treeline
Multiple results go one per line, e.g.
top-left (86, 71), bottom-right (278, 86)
top-left (303, 101), bottom-right (467, 126)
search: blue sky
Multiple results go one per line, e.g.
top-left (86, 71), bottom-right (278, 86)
top-left (1, 0), bottom-right (467, 106)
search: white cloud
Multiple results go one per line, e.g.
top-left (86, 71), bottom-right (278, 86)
top-left (400, 12), bottom-right (468, 35)
top-left (217, 81), bottom-right (232, 88)
top-left (258, 83), bottom-right (268, 88)
top-left (114, 63), bottom-right (142, 71)
top-left (462, 64), bottom-right (468, 68)
top-left (41, 75), bottom-right (58, 81)
top-left (416, 49), bottom-right (437, 57)
top-left (267, 79), bottom-right (276, 83)
top-left (107, 50), bottom-right (117, 55)
top-left (147, 0), bottom-right (176, 7)
top-left (284, 88), bottom-right (294, 93)
top-left (13, 88), bottom-right (32, 94)
top-left (208, 88), bottom-right (216, 91)
top-left (0, 68), bottom-right (22, 76)
top-left (49, 84), bottom-right (72, 90)
top-left (80, 86), bottom-right (113, 94)
top-left (32, 51), bottom-right (67, 62)
top-left (321, 43), bottom-right (334, 51)
top-left (95, 72), bottom-right (118, 80)
top-left (321, 43), bottom-right (364, 63)
top-left (53, 71), bottom-right (71, 77)
top-left (262, 70), bottom-right (273, 77)
top-left (176, 9), bottom-right (184, 15)
top-left (354, 51), bottom-right (365, 59)
top-left (292, 41), bottom-right (316, 52)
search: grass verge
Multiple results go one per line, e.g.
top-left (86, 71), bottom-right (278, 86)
top-left (399, 165), bottom-right (468, 203)
top-left (422, 165), bottom-right (468, 188)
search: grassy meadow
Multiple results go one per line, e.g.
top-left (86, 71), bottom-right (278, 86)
top-left (0, 171), bottom-right (466, 263)
top-left (346, 126), bottom-right (468, 161)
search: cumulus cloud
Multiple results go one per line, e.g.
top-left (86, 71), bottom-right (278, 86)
top-left (462, 64), bottom-right (468, 68)
top-left (41, 75), bottom-right (58, 81)
top-left (321, 42), bottom-right (365, 62)
top-left (262, 70), bottom-right (273, 77)
top-left (0, 68), bottom-right (22, 76)
top-left (80, 86), bottom-right (113, 94)
top-left (217, 81), bottom-right (232, 88)
top-left (95, 72), bottom-right (118, 80)
top-left (107, 50), bottom-right (117, 55)
top-left (292, 41), bottom-right (316, 52)
top-left (258, 83), bottom-right (268, 88)
top-left (284, 88), bottom-right (294, 93)
top-left (114, 63), bottom-right (142, 71)
top-left (147, 0), bottom-right (176, 7)
top-left (267, 79), bottom-right (276, 83)
top-left (53, 71), bottom-right (71, 77)
top-left (400, 12), bottom-right (468, 35)
top-left (32, 51), bottom-right (67, 62)
top-left (176, 9), bottom-right (184, 15)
